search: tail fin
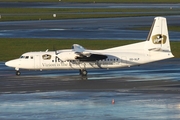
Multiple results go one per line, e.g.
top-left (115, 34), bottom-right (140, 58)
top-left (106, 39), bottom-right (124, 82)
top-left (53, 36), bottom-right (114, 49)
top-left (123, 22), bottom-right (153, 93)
top-left (146, 17), bottom-right (174, 59)
top-left (146, 17), bottom-right (171, 51)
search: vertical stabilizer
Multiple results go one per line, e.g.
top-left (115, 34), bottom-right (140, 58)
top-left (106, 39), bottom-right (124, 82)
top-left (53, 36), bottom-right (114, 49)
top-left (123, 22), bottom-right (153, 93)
top-left (146, 17), bottom-right (174, 60)
top-left (146, 17), bottom-right (171, 51)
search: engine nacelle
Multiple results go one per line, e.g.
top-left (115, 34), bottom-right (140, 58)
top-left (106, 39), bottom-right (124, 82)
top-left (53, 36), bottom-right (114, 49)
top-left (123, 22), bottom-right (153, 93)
top-left (57, 51), bottom-right (78, 61)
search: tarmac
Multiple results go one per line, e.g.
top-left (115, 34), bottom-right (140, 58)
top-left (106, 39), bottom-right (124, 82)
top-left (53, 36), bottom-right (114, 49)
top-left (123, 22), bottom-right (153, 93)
top-left (1, 75), bottom-right (180, 94)
top-left (1, 58), bottom-right (180, 94)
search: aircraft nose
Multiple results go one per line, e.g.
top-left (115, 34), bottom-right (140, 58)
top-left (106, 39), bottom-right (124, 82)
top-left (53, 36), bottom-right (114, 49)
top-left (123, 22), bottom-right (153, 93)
top-left (5, 60), bottom-right (18, 68)
top-left (5, 60), bottom-right (13, 67)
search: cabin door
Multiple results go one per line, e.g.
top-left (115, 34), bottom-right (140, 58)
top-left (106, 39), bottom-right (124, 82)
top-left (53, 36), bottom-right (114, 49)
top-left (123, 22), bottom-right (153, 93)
top-left (34, 55), bottom-right (41, 69)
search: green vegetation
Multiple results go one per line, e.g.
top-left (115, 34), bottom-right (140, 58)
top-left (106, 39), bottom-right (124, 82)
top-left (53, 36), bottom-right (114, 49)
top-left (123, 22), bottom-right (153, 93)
top-left (0, 8), bottom-right (180, 21)
top-left (171, 41), bottom-right (180, 58)
top-left (168, 26), bottom-right (180, 32)
top-left (1, 0), bottom-right (180, 3)
top-left (0, 38), bottom-right (179, 61)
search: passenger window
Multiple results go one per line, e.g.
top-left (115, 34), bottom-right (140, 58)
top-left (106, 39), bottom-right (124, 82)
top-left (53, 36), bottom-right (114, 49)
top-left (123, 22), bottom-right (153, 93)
top-left (31, 56), bottom-right (33, 59)
top-left (25, 56), bottom-right (29, 59)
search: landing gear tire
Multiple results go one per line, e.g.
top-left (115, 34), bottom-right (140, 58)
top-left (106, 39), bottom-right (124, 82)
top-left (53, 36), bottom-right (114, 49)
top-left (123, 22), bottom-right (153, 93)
top-left (82, 70), bottom-right (87, 76)
top-left (16, 71), bottom-right (21, 76)
top-left (79, 69), bottom-right (87, 76)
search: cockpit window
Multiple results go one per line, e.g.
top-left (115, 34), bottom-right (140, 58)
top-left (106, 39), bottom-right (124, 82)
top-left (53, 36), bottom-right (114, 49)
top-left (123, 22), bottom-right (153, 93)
top-left (20, 56), bottom-right (25, 58)
top-left (20, 56), bottom-right (30, 59)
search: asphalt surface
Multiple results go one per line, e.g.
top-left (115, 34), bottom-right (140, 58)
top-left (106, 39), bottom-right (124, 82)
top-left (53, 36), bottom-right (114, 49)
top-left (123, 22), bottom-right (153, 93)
top-left (0, 16), bottom-right (180, 40)
top-left (1, 58), bottom-right (180, 94)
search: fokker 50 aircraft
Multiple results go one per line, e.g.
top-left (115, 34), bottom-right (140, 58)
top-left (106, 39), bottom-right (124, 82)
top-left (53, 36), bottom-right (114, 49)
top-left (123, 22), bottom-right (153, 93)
top-left (5, 17), bottom-right (174, 76)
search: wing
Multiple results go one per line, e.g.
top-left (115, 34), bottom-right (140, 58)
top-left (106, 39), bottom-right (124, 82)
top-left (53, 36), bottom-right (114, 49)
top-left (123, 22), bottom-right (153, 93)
top-left (72, 44), bottom-right (107, 61)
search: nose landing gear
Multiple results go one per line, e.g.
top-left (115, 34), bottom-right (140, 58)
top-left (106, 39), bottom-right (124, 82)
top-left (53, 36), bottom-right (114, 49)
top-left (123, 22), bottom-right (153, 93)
top-left (15, 68), bottom-right (20, 76)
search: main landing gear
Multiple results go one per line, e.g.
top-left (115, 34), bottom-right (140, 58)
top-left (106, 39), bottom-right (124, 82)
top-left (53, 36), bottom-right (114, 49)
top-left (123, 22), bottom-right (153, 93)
top-left (79, 69), bottom-right (87, 76)
top-left (16, 71), bottom-right (21, 76)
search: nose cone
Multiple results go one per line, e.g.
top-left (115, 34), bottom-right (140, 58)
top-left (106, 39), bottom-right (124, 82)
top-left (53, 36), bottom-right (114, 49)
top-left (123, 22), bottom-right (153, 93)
top-left (5, 59), bottom-right (19, 68)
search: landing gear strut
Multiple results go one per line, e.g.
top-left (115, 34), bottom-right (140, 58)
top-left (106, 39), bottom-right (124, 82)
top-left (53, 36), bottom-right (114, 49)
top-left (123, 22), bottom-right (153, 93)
top-left (16, 71), bottom-right (21, 76)
top-left (79, 69), bottom-right (87, 76)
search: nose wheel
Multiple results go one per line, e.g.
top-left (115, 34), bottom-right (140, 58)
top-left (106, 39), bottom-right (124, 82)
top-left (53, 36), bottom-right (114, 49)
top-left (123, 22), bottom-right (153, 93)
top-left (79, 69), bottom-right (87, 76)
top-left (16, 71), bottom-right (21, 76)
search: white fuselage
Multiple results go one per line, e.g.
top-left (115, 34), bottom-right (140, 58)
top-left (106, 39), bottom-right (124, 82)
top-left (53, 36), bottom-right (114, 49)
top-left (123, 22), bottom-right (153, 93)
top-left (5, 41), bottom-right (173, 72)
top-left (6, 52), bottom-right (146, 70)
top-left (4, 50), bottom-right (154, 71)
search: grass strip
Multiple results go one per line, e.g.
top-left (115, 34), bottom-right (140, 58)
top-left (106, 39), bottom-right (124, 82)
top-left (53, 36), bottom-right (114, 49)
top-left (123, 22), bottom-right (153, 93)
top-left (0, 38), bottom-right (179, 61)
